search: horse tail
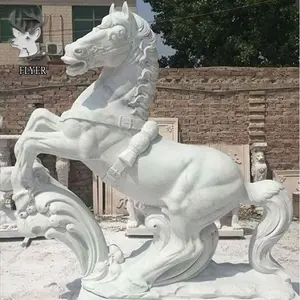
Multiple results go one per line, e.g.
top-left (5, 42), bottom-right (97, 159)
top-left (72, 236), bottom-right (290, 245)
top-left (243, 180), bottom-right (293, 280)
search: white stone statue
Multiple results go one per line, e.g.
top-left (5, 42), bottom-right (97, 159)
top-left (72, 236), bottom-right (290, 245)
top-left (126, 198), bottom-right (144, 229)
top-left (0, 127), bottom-right (24, 241)
top-left (6, 2), bottom-right (296, 299)
top-left (55, 157), bottom-right (70, 187)
top-left (0, 161), bottom-right (43, 246)
top-left (0, 191), bottom-right (17, 232)
top-left (250, 143), bottom-right (268, 215)
top-left (251, 143), bottom-right (268, 182)
top-left (127, 197), bottom-right (162, 231)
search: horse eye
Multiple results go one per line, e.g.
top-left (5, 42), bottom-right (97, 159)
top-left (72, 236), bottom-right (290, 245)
top-left (75, 48), bottom-right (83, 54)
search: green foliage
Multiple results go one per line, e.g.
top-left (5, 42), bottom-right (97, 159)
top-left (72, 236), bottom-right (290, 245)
top-left (144, 0), bottom-right (299, 67)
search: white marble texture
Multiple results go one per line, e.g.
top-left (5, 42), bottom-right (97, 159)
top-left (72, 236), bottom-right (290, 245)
top-left (0, 191), bottom-right (19, 237)
top-left (5, 2), bottom-right (296, 300)
top-left (1, 221), bottom-right (299, 300)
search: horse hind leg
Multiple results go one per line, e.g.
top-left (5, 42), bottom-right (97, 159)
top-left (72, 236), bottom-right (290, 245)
top-left (125, 213), bottom-right (201, 286)
top-left (154, 222), bottom-right (219, 286)
top-left (124, 207), bottom-right (219, 289)
top-left (125, 168), bottom-right (222, 287)
top-left (153, 180), bottom-right (243, 285)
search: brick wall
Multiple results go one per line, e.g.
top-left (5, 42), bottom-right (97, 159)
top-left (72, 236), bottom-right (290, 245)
top-left (0, 66), bottom-right (298, 205)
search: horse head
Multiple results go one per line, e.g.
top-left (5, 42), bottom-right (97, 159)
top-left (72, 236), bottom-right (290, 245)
top-left (61, 2), bottom-right (159, 120)
top-left (62, 2), bottom-right (143, 76)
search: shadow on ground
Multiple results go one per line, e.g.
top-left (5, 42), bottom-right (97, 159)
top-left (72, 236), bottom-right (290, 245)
top-left (59, 278), bottom-right (81, 300)
top-left (292, 282), bottom-right (300, 295)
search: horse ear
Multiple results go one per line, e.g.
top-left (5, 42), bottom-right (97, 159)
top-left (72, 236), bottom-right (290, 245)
top-left (122, 1), bottom-right (130, 18)
top-left (109, 3), bottom-right (116, 14)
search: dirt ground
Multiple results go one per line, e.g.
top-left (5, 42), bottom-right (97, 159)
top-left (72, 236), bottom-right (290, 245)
top-left (0, 219), bottom-right (299, 300)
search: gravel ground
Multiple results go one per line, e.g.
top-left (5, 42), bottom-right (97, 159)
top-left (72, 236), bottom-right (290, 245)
top-left (0, 219), bottom-right (299, 300)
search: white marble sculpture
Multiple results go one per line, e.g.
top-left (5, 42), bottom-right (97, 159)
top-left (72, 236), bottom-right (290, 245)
top-left (127, 197), bottom-right (243, 236)
top-left (126, 197), bottom-right (144, 229)
top-left (4, 2), bottom-right (296, 299)
top-left (0, 191), bottom-right (17, 232)
top-left (251, 142), bottom-right (268, 182)
top-left (55, 157), bottom-right (70, 187)
top-left (127, 145), bottom-right (247, 237)
top-left (0, 134), bottom-right (23, 240)
top-left (250, 142), bottom-right (268, 215)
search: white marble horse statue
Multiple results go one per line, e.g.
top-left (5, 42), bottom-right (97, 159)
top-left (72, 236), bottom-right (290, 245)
top-left (6, 2), bottom-right (295, 299)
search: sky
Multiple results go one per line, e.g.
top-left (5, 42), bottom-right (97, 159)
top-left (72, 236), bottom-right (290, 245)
top-left (136, 0), bottom-right (175, 57)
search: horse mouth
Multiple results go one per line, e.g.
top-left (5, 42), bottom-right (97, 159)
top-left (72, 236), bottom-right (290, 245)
top-left (61, 56), bottom-right (87, 74)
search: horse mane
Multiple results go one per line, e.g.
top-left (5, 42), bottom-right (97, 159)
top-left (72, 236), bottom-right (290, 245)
top-left (127, 14), bottom-right (159, 121)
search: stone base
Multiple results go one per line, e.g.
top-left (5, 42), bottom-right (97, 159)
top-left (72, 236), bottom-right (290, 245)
top-left (218, 226), bottom-right (244, 237)
top-left (126, 225), bottom-right (244, 238)
top-left (78, 261), bottom-right (298, 300)
top-left (0, 228), bottom-right (24, 238)
top-left (126, 225), bottom-right (154, 236)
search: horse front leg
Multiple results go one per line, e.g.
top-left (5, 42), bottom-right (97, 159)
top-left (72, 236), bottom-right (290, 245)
top-left (15, 109), bottom-right (60, 158)
top-left (11, 131), bottom-right (82, 209)
top-left (22, 108), bottom-right (60, 133)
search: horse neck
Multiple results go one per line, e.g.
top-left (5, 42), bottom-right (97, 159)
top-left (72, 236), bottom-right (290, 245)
top-left (74, 50), bottom-right (158, 121)
top-left (100, 63), bottom-right (139, 101)
top-left (72, 64), bottom-right (139, 111)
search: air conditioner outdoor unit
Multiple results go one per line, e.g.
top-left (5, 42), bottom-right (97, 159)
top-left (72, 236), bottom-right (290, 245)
top-left (45, 43), bottom-right (64, 56)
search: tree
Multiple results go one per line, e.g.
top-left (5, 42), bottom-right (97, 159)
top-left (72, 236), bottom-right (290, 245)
top-left (145, 0), bottom-right (299, 67)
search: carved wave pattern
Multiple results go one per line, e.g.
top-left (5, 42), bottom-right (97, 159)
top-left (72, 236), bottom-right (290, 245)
top-left (16, 165), bottom-right (109, 277)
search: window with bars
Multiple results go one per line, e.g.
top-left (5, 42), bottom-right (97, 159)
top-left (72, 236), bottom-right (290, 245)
top-left (72, 6), bottom-right (110, 41)
top-left (0, 5), bottom-right (42, 42)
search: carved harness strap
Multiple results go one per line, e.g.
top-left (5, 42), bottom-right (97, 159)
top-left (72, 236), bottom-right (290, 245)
top-left (60, 109), bottom-right (159, 187)
top-left (103, 159), bottom-right (127, 187)
top-left (61, 110), bottom-right (146, 131)
top-left (103, 120), bottom-right (159, 187)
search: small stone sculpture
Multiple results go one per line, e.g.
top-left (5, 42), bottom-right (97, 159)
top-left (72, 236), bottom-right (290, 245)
top-left (6, 3), bottom-right (296, 299)
top-left (0, 191), bottom-right (17, 231)
top-left (126, 198), bottom-right (141, 229)
top-left (214, 206), bottom-right (242, 230)
top-left (0, 118), bottom-right (24, 241)
top-left (127, 198), bottom-right (161, 231)
top-left (251, 143), bottom-right (268, 182)
top-left (55, 157), bottom-right (70, 187)
top-left (250, 143), bottom-right (268, 215)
